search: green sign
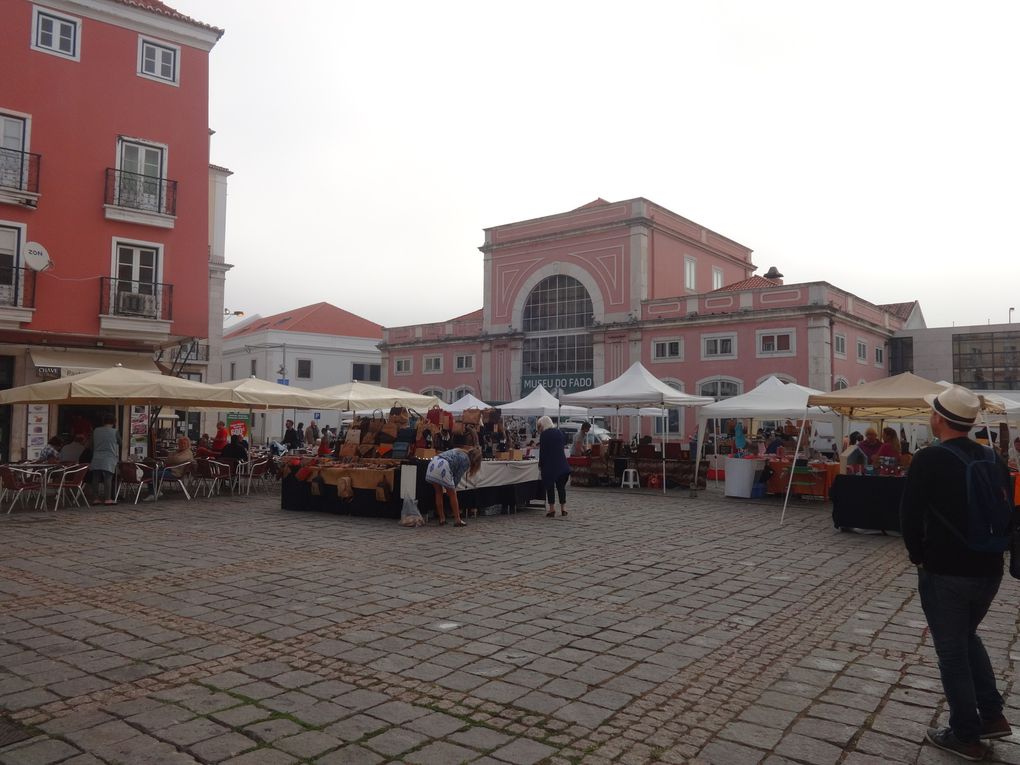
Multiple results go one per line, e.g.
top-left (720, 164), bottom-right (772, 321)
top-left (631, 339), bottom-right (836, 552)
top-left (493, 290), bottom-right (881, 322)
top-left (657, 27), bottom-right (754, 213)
top-left (520, 374), bottom-right (594, 395)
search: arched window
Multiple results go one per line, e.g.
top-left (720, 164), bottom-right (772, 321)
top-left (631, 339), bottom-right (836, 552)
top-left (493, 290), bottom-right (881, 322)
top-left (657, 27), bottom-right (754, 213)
top-left (452, 385), bottom-right (473, 402)
top-left (521, 275), bottom-right (594, 391)
top-left (699, 377), bottom-right (741, 400)
top-left (833, 377), bottom-right (849, 390)
top-left (420, 387), bottom-right (446, 403)
top-left (757, 373), bottom-right (796, 386)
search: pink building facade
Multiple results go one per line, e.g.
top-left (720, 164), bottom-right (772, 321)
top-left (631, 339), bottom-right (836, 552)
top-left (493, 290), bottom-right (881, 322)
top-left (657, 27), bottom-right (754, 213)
top-left (381, 198), bottom-right (923, 438)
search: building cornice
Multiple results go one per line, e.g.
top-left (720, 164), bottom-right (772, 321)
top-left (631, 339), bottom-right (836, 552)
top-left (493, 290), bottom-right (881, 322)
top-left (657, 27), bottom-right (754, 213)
top-left (48, 0), bottom-right (222, 50)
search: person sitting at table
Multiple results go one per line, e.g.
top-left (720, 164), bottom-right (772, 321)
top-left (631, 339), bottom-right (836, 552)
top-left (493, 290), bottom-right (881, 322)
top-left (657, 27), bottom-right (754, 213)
top-left (571, 422), bottom-right (593, 457)
top-left (194, 433), bottom-right (219, 458)
top-left (857, 428), bottom-right (882, 460)
top-left (211, 422), bottom-right (229, 453)
top-left (874, 427), bottom-right (901, 465)
top-left (58, 434), bottom-right (86, 463)
top-left (38, 436), bottom-right (63, 462)
top-left (840, 431), bottom-right (867, 474)
top-left (219, 434), bottom-right (248, 462)
top-left (144, 437), bottom-right (193, 500)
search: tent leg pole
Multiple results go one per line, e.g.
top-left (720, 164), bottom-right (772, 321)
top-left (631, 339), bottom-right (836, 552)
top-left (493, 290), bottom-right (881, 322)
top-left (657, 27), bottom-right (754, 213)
top-left (780, 415), bottom-right (809, 525)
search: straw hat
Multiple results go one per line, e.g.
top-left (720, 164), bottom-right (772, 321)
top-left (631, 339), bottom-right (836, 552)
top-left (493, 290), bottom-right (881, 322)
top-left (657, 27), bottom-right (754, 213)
top-left (923, 385), bottom-right (980, 427)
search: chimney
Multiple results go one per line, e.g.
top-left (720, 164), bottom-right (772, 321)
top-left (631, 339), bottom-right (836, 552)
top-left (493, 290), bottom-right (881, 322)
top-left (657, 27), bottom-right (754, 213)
top-left (763, 266), bottom-right (784, 285)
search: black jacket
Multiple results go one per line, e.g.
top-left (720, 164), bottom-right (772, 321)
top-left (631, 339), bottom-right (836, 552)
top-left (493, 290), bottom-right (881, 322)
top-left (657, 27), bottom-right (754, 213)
top-left (282, 428), bottom-right (300, 449)
top-left (900, 437), bottom-right (1006, 577)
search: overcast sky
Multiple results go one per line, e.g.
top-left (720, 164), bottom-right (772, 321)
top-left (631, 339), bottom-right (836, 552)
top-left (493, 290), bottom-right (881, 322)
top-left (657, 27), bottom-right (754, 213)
top-left (171, 0), bottom-right (1020, 332)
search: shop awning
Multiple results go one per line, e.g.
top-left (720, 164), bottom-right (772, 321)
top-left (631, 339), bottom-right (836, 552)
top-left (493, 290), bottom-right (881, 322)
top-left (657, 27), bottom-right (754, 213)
top-left (29, 348), bottom-right (158, 378)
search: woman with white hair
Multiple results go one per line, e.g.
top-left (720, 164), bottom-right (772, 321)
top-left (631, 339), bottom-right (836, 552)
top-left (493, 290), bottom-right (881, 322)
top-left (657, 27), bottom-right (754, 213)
top-left (537, 416), bottom-right (570, 518)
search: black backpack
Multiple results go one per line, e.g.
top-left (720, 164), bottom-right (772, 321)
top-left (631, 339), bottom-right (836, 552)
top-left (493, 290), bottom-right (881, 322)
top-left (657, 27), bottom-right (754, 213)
top-left (934, 442), bottom-right (1013, 553)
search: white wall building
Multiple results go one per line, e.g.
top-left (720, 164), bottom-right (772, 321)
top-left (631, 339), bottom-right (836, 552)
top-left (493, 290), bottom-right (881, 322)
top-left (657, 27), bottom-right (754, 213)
top-left (221, 302), bottom-right (383, 442)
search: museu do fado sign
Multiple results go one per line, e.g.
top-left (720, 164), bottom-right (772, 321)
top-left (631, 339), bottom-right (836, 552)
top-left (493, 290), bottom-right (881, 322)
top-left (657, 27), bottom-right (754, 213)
top-left (520, 374), bottom-right (593, 395)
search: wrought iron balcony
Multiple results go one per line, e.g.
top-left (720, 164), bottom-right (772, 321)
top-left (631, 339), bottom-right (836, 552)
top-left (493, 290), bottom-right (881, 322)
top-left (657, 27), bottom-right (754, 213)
top-left (100, 277), bottom-right (173, 321)
top-left (168, 341), bottom-right (209, 363)
top-left (104, 168), bottom-right (177, 216)
top-left (0, 148), bottom-right (41, 194)
top-left (0, 266), bottom-right (36, 308)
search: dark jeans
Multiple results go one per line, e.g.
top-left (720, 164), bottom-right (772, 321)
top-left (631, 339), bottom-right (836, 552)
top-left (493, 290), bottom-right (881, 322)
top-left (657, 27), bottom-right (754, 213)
top-left (544, 474), bottom-right (568, 506)
top-left (918, 568), bottom-right (1004, 742)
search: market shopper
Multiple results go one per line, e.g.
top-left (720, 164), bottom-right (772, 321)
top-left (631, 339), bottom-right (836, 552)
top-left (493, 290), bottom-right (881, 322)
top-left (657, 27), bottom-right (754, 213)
top-left (858, 427), bottom-right (882, 460)
top-left (282, 420), bottom-right (300, 450)
top-left (537, 415), bottom-right (570, 518)
top-left (90, 415), bottom-right (120, 505)
top-left (570, 422), bottom-right (593, 457)
top-left (900, 385), bottom-right (1013, 761)
top-left (211, 421), bottom-right (229, 452)
top-left (874, 427), bottom-right (902, 465)
top-left (424, 446), bottom-right (482, 527)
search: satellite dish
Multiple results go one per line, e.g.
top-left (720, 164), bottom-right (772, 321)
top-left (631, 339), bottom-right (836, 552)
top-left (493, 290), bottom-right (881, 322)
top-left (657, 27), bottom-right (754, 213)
top-left (23, 242), bottom-right (53, 272)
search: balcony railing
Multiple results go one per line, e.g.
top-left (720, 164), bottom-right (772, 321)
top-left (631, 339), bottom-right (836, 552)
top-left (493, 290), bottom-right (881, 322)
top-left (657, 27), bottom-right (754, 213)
top-left (100, 277), bottom-right (173, 321)
top-left (0, 148), bottom-right (41, 194)
top-left (168, 341), bottom-right (209, 363)
top-left (0, 266), bottom-right (36, 308)
top-left (104, 168), bottom-right (177, 216)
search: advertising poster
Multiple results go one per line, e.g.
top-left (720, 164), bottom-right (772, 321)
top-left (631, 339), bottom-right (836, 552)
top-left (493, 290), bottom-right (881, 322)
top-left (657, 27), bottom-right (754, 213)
top-left (227, 412), bottom-right (251, 439)
top-left (26, 404), bottom-right (48, 460)
top-left (130, 405), bottom-right (148, 459)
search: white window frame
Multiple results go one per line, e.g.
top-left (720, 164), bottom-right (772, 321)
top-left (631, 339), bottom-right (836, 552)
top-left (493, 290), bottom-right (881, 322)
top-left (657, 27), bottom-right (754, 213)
top-left (856, 339), bottom-right (868, 363)
top-left (455, 354), bottom-right (474, 372)
top-left (116, 136), bottom-right (168, 180)
top-left (875, 347), bottom-right (885, 367)
top-left (31, 6), bottom-right (81, 61)
top-left (833, 376), bottom-right (849, 390)
top-left (685, 257), bottom-right (697, 291)
top-left (697, 375), bottom-right (743, 401)
top-left (421, 387), bottom-right (446, 402)
top-left (756, 328), bottom-right (796, 358)
top-left (701, 332), bottom-right (737, 361)
top-left (296, 359), bottom-right (312, 379)
top-left (452, 386), bottom-right (473, 401)
top-left (654, 379), bottom-right (686, 435)
top-left (834, 333), bottom-right (847, 358)
top-left (423, 355), bottom-right (443, 374)
top-left (394, 357), bottom-right (412, 375)
top-left (137, 36), bottom-right (180, 86)
top-left (651, 337), bottom-right (683, 362)
top-left (109, 237), bottom-right (164, 286)
top-left (712, 267), bottom-right (724, 290)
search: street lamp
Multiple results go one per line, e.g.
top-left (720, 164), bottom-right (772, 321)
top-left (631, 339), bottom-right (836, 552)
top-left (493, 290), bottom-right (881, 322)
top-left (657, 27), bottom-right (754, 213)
top-left (224, 308), bottom-right (245, 317)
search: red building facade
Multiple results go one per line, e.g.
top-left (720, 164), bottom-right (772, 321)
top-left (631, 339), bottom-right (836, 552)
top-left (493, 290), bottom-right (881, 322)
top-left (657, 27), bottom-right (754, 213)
top-left (0, 0), bottom-right (222, 458)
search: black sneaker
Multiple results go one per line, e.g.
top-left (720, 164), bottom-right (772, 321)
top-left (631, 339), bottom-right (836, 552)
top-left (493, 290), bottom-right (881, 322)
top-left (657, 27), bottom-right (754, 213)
top-left (980, 715), bottom-right (1012, 740)
top-left (926, 727), bottom-right (989, 761)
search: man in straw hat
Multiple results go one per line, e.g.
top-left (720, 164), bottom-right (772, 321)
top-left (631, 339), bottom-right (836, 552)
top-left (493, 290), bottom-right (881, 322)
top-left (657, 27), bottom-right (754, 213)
top-left (901, 385), bottom-right (1013, 760)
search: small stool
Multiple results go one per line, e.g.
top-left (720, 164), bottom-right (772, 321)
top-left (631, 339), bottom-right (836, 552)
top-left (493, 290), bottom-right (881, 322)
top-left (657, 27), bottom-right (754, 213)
top-left (621, 469), bottom-right (640, 488)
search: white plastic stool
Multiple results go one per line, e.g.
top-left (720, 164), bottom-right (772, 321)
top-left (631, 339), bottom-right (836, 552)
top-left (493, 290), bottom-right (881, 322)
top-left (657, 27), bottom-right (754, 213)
top-left (621, 469), bottom-right (640, 488)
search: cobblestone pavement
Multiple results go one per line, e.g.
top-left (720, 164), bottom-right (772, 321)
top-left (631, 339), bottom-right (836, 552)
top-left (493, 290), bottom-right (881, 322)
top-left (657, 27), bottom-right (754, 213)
top-left (1, 486), bottom-right (1019, 765)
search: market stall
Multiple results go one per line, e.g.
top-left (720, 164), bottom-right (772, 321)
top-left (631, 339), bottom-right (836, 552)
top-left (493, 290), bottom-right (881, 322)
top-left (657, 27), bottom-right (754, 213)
top-left (804, 373), bottom-right (1006, 530)
top-left (562, 363), bottom-right (713, 492)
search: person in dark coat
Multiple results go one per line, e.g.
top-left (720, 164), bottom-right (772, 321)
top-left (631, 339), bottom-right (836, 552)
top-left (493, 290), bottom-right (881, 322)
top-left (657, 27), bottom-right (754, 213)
top-left (282, 420), bottom-right (300, 450)
top-left (537, 415), bottom-right (570, 518)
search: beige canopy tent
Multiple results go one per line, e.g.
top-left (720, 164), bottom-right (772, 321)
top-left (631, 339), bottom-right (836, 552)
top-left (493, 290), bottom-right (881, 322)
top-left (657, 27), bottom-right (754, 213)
top-left (312, 381), bottom-right (440, 412)
top-left (0, 366), bottom-right (235, 408)
top-left (804, 372), bottom-right (1006, 419)
top-left (212, 377), bottom-right (340, 410)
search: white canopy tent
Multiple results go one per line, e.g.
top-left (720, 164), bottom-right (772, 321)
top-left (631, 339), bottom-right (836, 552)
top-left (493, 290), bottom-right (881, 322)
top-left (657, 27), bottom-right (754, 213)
top-left (499, 385), bottom-right (588, 418)
top-left (693, 376), bottom-right (839, 492)
top-left (561, 362), bottom-right (714, 492)
top-left (446, 393), bottom-right (493, 415)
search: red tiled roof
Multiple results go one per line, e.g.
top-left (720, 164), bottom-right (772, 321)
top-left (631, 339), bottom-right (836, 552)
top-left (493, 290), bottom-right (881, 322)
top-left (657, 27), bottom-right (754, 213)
top-left (109, 0), bottom-right (224, 37)
top-left (224, 303), bottom-right (383, 340)
top-left (878, 302), bottom-right (917, 321)
top-left (712, 276), bottom-right (782, 292)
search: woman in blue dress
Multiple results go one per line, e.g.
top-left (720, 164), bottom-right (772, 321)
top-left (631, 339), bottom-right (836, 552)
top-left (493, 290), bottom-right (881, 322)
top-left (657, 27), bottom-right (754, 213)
top-left (425, 445), bottom-right (482, 527)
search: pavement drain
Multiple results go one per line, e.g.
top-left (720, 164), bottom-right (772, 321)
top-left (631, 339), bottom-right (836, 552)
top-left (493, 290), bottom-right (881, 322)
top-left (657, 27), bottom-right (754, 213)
top-left (0, 715), bottom-right (34, 748)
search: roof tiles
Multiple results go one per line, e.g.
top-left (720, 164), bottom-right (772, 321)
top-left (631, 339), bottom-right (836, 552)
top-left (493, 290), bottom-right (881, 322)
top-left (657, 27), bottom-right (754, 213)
top-left (225, 303), bottom-right (383, 340)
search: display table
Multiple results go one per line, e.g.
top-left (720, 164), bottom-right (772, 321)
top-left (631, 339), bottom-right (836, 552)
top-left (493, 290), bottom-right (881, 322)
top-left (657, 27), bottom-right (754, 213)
top-left (766, 460), bottom-right (839, 499)
top-left (830, 475), bottom-right (905, 532)
top-left (724, 458), bottom-right (766, 498)
top-left (282, 459), bottom-right (544, 518)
